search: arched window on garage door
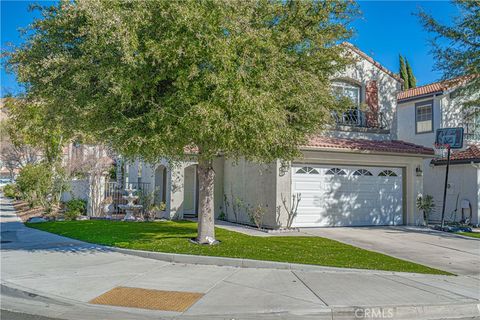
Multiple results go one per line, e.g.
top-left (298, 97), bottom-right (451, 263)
top-left (353, 169), bottom-right (373, 176)
top-left (325, 168), bottom-right (346, 176)
top-left (296, 167), bottom-right (319, 174)
top-left (379, 169), bottom-right (398, 177)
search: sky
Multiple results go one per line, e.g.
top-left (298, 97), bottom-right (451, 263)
top-left (1, 0), bottom-right (459, 97)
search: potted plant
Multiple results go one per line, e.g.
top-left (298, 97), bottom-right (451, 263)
top-left (416, 194), bottom-right (435, 226)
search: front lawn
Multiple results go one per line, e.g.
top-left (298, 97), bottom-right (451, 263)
top-left (27, 220), bottom-right (451, 275)
top-left (457, 232), bottom-right (480, 239)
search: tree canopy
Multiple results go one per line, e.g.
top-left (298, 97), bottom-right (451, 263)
top-left (6, 0), bottom-right (357, 163)
top-left (6, 0), bottom-right (358, 243)
top-left (418, 0), bottom-right (479, 105)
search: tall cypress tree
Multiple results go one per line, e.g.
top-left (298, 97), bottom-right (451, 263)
top-left (406, 59), bottom-right (417, 88)
top-left (399, 55), bottom-right (409, 89)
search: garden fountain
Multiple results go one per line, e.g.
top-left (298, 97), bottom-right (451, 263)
top-left (118, 186), bottom-right (143, 221)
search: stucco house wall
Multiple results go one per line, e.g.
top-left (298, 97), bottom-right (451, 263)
top-left (222, 158), bottom-right (278, 228)
top-left (335, 48), bottom-right (403, 139)
top-left (396, 83), bottom-right (479, 227)
top-left (397, 87), bottom-right (479, 149)
top-left (424, 163), bottom-right (479, 225)
top-left (397, 96), bottom-right (443, 148)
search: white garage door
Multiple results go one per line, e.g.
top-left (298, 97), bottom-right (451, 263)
top-left (291, 165), bottom-right (403, 227)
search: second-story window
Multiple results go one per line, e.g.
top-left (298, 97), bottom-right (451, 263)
top-left (415, 100), bottom-right (433, 134)
top-left (332, 81), bottom-right (361, 109)
top-left (464, 106), bottom-right (480, 141)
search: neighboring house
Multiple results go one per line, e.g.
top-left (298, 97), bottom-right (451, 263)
top-left (126, 44), bottom-right (434, 228)
top-left (397, 77), bottom-right (480, 225)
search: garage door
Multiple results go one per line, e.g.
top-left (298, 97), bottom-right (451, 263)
top-left (291, 165), bottom-right (403, 227)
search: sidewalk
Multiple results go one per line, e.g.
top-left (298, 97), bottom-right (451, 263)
top-left (1, 195), bottom-right (479, 320)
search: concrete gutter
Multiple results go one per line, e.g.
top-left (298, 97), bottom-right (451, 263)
top-left (2, 281), bottom-right (479, 320)
top-left (109, 246), bottom-right (449, 277)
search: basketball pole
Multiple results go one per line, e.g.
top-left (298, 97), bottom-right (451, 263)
top-left (440, 146), bottom-right (451, 229)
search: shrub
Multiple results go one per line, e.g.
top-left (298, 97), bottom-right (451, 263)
top-left (64, 198), bottom-right (87, 220)
top-left (16, 163), bottom-right (53, 207)
top-left (3, 183), bottom-right (19, 199)
top-left (247, 204), bottom-right (267, 229)
top-left (417, 194), bottom-right (435, 226)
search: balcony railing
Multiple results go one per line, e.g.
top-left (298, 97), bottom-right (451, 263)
top-left (463, 122), bottom-right (480, 142)
top-left (331, 109), bottom-right (388, 129)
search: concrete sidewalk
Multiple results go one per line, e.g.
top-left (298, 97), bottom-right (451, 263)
top-left (1, 196), bottom-right (479, 320)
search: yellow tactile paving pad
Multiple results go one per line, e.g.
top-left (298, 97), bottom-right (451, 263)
top-left (89, 287), bottom-right (204, 312)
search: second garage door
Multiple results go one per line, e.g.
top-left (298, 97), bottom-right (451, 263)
top-left (291, 165), bottom-right (403, 227)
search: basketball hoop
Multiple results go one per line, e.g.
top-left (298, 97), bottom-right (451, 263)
top-left (434, 128), bottom-right (465, 229)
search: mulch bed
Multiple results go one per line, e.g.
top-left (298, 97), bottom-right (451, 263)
top-left (12, 200), bottom-right (62, 222)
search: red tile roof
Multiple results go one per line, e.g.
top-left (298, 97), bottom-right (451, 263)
top-left (342, 42), bottom-right (403, 83)
top-left (303, 136), bottom-right (434, 155)
top-left (431, 145), bottom-right (480, 165)
top-left (397, 76), bottom-right (473, 101)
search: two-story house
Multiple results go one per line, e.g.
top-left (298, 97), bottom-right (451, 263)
top-left (397, 77), bottom-right (480, 225)
top-left (124, 44), bottom-right (434, 228)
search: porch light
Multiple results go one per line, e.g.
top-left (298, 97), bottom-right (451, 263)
top-left (416, 166), bottom-right (423, 177)
top-left (279, 161), bottom-right (290, 176)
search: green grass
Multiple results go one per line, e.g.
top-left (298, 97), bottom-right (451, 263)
top-left (457, 232), bottom-right (480, 239)
top-left (27, 220), bottom-right (451, 275)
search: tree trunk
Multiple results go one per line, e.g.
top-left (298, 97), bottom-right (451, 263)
top-left (196, 158), bottom-right (216, 244)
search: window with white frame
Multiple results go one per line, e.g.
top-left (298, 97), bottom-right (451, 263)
top-left (332, 81), bottom-right (361, 108)
top-left (415, 101), bottom-right (433, 133)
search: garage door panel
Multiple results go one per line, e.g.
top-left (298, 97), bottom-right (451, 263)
top-left (292, 165), bottom-right (403, 227)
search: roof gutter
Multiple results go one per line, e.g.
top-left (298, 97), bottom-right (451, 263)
top-left (431, 159), bottom-right (480, 166)
top-left (300, 146), bottom-right (434, 158)
top-left (398, 91), bottom-right (444, 104)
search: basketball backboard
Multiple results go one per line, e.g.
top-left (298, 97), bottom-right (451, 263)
top-left (435, 127), bottom-right (464, 149)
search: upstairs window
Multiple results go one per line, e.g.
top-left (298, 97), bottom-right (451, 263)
top-left (463, 106), bottom-right (480, 141)
top-left (415, 101), bottom-right (433, 133)
top-left (332, 81), bottom-right (361, 109)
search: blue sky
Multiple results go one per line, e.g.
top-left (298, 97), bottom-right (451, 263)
top-left (1, 0), bottom-right (458, 97)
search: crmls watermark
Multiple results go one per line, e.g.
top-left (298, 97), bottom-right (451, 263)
top-left (354, 307), bottom-right (395, 319)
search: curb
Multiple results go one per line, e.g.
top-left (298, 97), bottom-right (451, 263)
top-left (109, 246), bottom-right (450, 276)
top-left (2, 280), bottom-right (479, 320)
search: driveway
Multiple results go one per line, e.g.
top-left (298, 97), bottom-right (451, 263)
top-left (301, 226), bottom-right (480, 277)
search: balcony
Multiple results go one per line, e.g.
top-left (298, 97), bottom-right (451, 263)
top-left (331, 109), bottom-right (389, 133)
top-left (463, 122), bottom-right (480, 142)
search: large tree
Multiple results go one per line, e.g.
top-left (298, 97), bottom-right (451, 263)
top-left (418, 0), bottom-right (479, 105)
top-left (6, 0), bottom-right (357, 243)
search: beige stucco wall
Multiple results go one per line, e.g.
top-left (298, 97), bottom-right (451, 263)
top-left (335, 49), bottom-right (403, 139)
top-left (275, 150), bottom-right (426, 227)
top-left (423, 163), bottom-right (479, 225)
top-left (397, 88), bottom-right (480, 226)
top-left (128, 157), bottom-right (224, 220)
top-left (397, 96), bottom-right (442, 148)
top-left (397, 89), bottom-right (480, 148)
top-left (222, 158), bottom-right (278, 228)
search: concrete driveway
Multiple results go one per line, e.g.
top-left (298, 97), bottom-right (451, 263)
top-left (301, 226), bottom-right (480, 277)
